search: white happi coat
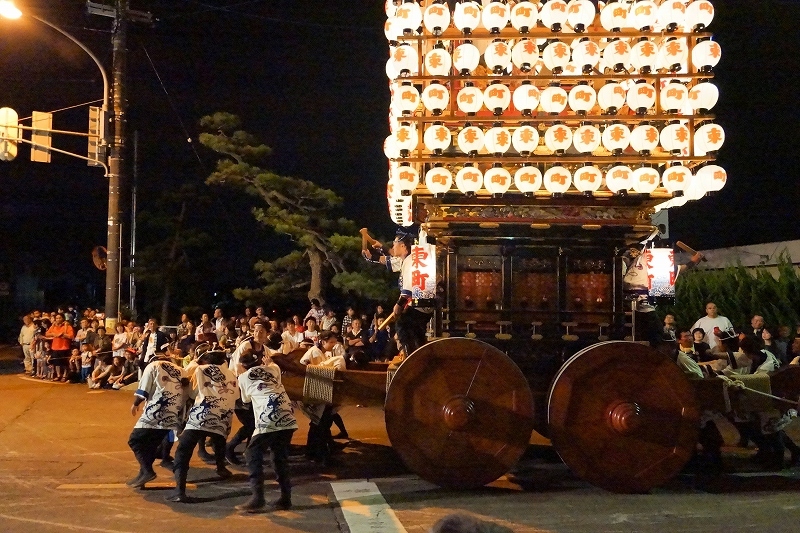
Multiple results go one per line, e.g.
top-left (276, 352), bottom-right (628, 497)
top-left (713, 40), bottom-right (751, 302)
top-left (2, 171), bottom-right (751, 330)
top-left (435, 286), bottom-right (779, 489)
top-left (134, 360), bottom-right (186, 431)
top-left (185, 363), bottom-right (240, 437)
top-left (238, 363), bottom-right (298, 436)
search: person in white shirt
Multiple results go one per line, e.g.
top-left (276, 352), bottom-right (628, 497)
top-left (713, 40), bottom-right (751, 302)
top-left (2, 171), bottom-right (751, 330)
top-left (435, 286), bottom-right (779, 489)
top-left (18, 315), bottom-right (37, 375)
top-left (235, 351), bottom-right (298, 513)
top-left (691, 302), bottom-right (734, 353)
top-left (281, 321), bottom-right (304, 354)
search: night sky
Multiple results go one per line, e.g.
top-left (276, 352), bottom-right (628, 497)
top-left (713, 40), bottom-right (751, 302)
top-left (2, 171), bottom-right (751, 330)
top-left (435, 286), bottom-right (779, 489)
top-left (1, 0), bottom-right (799, 312)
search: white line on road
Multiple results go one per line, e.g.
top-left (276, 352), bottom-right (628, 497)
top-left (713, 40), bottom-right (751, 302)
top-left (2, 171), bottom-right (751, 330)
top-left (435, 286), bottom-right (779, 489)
top-left (0, 513), bottom-right (136, 533)
top-left (330, 480), bottom-right (407, 533)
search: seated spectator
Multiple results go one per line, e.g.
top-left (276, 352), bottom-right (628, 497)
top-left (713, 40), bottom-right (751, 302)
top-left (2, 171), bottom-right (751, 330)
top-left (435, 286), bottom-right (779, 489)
top-left (300, 318), bottom-right (320, 347)
top-left (345, 318), bottom-right (370, 366)
top-left (111, 351), bottom-right (140, 389)
top-left (281, 321), bottom-right (304, 354)
top-left (691, 328), bottom-right (713, 362)
top-left (321, 308), bottom-right (338, 331)
top-left (89, 355), bottom-right (114, 389)
top-left (105, 355), bottom-right (129, 389)
top-left (761, 326), bottom-right (788, 365)
top-left (662, 313), bottom-right (677, 342)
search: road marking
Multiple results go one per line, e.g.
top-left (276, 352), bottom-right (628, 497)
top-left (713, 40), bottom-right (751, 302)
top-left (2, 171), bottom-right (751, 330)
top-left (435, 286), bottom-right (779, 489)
top-left (0, 513), bottom-right (135, 532)
top-left (56, 482), bottom-right (197, 489)
top-left (330, 480), bottom-right (407, 533)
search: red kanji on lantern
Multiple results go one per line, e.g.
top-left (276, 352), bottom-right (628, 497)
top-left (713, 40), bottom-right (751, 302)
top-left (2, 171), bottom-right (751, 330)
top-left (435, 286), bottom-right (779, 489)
top-left (674, 128), bottom-right (688, 143)
top-left (553, 126), bottom-right (569, 143)
top-left (519, 172), bottom-right (537, 183)
top-left (435, 127), bottom-right (449, 141)
top-left (553, 43), bottom-right (569, 58)
top-left (609, 126), bottom-right (626, 142)
top-left (396, 7), bottom-right (411, 19)
top-left (706, 127), bottom-right (722, 144)
top-left (666, 171), bottom-right (684, 182)
top-left (459, 92), bottom-right (476, 104)
top-left (464, 6), bottom-right (479, 17)
top-left (578, 171), bottom-right (596, 183)
top-left (666, 87), bottom-right (684, 100)
top-left (640, 41), bottom-right (656, 56)
top-left (428, 53), bottom-right (443, 69)
top-left (550, 172), bottom-right (568, 185)
top-left (429, 5), bottom-right (445, 16)
top-left (519, 128), bottom-right (535, 143)
top-left (402, 91), bottom-right (418, 102)
top-left (645, 128), bottom-right (658, 143)
top-left (462, 129), bottom-right (479, 143)
top-left (399, 170), bottom-right (416, 182)
top-left (640, 172), bottom-right (657, 184)
top-left (462, 171), bottom-right (480, 182)
top-left (551, 92), bottom-right (567, 105)
top-left (411, 246), bottom-right (429, 268)
top-left (638, 85), bottom-right (654, 98)
top-left (487, 86), bottom-right (506, 99)
top-left (523, 39), bottom-right (537, 54)
top-left (580, 128), bottom-right (596, 145)
top-left (612, 168), bottom-right (629, 180)
top-left (431, 173), bottom-right (447, 184)
top-left (393, 48), bottom-right (407, 62)
top-left (574, 90), bottom-right (593, 102)
top-left (634, 4), bottom-right (653, 16)
top-left (396, 129), bottom-right (410, 142)
top-left (428, 87), bottom-right (446, 100)
top-left (411, 270), bottom-right (429, 289)
top-left (491, 174), bottom-right (508, 185)
top-left (495, 130), bottom-right (510, 146)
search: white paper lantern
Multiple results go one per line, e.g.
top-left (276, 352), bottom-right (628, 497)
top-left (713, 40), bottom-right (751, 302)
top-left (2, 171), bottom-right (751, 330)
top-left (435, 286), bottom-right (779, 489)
top-left (631, 0), bottom-right (658, 30)
top-left (484, 40), bottom-right (513, 73)
top-left (384, 134), bottom-right (401, 159)
top-left (385, 0), bottom-right (397, 18)
top-left (457, 125), bottom-right (485, 154)
top-left (482, 1), bottom-right (510, 33)
top-left (602, 39), bottom-right (631, 73)
top-left (573, 165), bottom-right (603, 193)
top-left (453, 1), bottom-right (482, 34)
top-left (393, 164), bottom-right (420, 193)
top-left (456, 85), bottom-right (484, 114)
top-left (691, 39), bottom-right (721, 71)
top-left (657, 37), bottom-right (688, 72)
top-left (511, 39), bottom-right (539, 72)
top-left (601, 122), bottom-right (631, 153)
top-left (386, 54), bottom-right (400, 80)
top-left (660, 81), bottom-right (688, 112)
top-left (393, 1), bottom-right (423, 34)
top-left (540, 85), bottom-right (568, 114)
top-left (629, 124), bottom-right (660, 153)
top-left (659, 122), bottom-right (690, 153)
top-left (683, 171), bottom-right (707, 200)
top-left (567, 0), bottom-right (596, 33)
top-left (597, 82), bottom-right (626, 113)
top-left (657, 0), bottom-right (686, 32)
top-left (510, 1), bottom-right (539, 33)
top-left (453, 42), bottom-right (481, 74)
top-left (696, 164), bottom-right (726, 192)
top-left (544, 123), bottom-right (573, 153)
top-left (568, 83), bottom-right (597, 114)
top-left (512, 125), bottom-right (540, 155)
top-left (384, 18), bottom-right (402, 42)
top-left (626, 81), bottom-right (656, 113)
top-left (483, 83), bottom-right (511, 115)
top-left (512, 82), bottom-right (541, 115)
top-left (425, 165), bottom-right (453, 195)
top-left (544, 166), bottom-right (572, 194)
top-left (484, 165), bottom-right (513, 195)
top-left (422, 82), bottom-right (450, 114)
top-left (391, 43), bottom-right (419, 76)
top-left (389, 194), bottom-right (414, 225)
top-left (662, 164), bottom-right (691, 193)
top-left (424, 47), bottom-right (452, 77)
top-left (632, 166), bottom-right (661, 193)
top-left (394, 124), bottom-right (418, 154)
top-left (423, 2), bottom-right (451, 35)
top-left (423, 123), bottom-right (452, 153)
top-left (600, 1), bottom-right (628, 31)
top-left (514, 165), bottom-right (543, 194)
top-left (455, 164), bottom-right (483, 194)
top-left (630, 38), bottom-right (658, 73)
top-left (685, 0), bottom-right (714, 31)
top-left (688, 81), bottom-right (719, 112)
top-left (694, 123), bottom-right (725, 155)
top-left (605, 165), bottom-right (633, 193)
top-left (484, 126), bottom-right (513, 154)
top-left (572, 124), bottom-right (601, 153)
top-left (392, 83), bottom-right (420, 114)
top-left (542, 40), bottom-right (572, 73)
top-left (540, 0), bottom-right (569, 32)
top-left (571, 39), bottom-right (601, 72)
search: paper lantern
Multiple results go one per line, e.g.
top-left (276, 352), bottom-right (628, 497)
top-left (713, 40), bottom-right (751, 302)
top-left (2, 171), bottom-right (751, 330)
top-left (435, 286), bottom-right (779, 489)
top-left (511, 39), bottom-right (539, 72)
top-left (512, 125), bottom-right (540, 155)
top-left (661, 164), bottom-right (691, 194)
top-left (544, 124), bottom-right (573, 153)
top-left (657, 37), bottom-right (688, 72)
top-left (391, 82), bottom-right (420, 115)
top-left (600, 1), bottom-right (628, 31)
top-left (453, 42), bottom-right (481, 74)
top-left (540, 85), bottom-right (568, 114)
top-left (601, 122), bottom-right (631, 153)
top-left (566, 0), bottom-right (596, 33)
top-left (626, 81), bottom-right (656, 114)
top-left (630, 37), bottom-right (658, 74)
top-left (660, 81), bottom-right (688, 113)
top-left (539, 0), bottom-right (569, 32)
top-left (510, 1), bottom-right (539, 33)
top-left (631, 166), bottom-right (661, 193)
top-left (542, 40), bottom-right (571, 74)
top-left (597, 82), bottom-right (626, 113)
top-left (392, 164), bottom-right (420, 193)
top-left (391, 43), bottom-right (419, 76)
top-left (457, 125), bottom-right (485, 154)
top-left (425, 165), bottom-right (453, 195)
top-left (571, 39), bottom-right (601, 72)
top-left (453, 1), bottom-right (482, 34)
top-left (482, 1), bottom-right (510, 33)
top-left (385, 55), bottom-right (400, 80)
top-left (422, 82), bottom-right (450, 114)
top-left (602, 38), bottom-right (631, 73)
top-left (483, 83), bottom-right (511, 115)
top-left (384, 18), bottom-right (402, 42)
top-left (573, 165), bottom-right (603, 193)
top-left (683, 171), bottom-right (707, 200)
top-left (685, 0), bottom-right (714, 31)
top-left (544, 166), bottom-right (572, 194)
top-left (572, 124), bottom-right (601, 153)
top-left (384, 134), bottom-right (401, 159)
top-left (484, 165), bottom-right (512, 195)
top-left (696, 164), bottom-right (726, 193)
top-left (456, 85), bottom-right (484, 114)
top-left (423, 123), bottom-right (452, 153)
top-left (484, 125), bottom-right (512, 154)
top-left (393, 124), bottom-right (418, 154)
top-left (688, 81), bottom-right (719, 112)
top-left (629, 124), bottom-right (660, 153)
top-left (605, 165), bottom-right (633, 193)
top-left (631, 0), bottom-right (658, 31)
top-left (423, 2), bottom-right (451, 35)
top-left (659, 122), bottom-right (690, 154)
top-left (657, 0), bottom-right (686, 32)
top-left (455, 164), bottom-right (483, 194)
top-left (393, 1), bottom-right (422, 34)
top-left (691, 39), bottom-right (721, 71)
top-left (389, 194), bottom-right (414, 225)
top-left (512, 82), bottom-right (541, 115)
top-left (694, 122), bottom-right (725, 155)
top-left (484, 40), bottom-right (513, 73)
top-left (385, 0), bottom-right (397, 18)
top-left (514, 165), bottom-right (543, 194)
top-left (568, 83), bottom-right (597, 114)
top-left (424, 47), bottom-right (452, 77)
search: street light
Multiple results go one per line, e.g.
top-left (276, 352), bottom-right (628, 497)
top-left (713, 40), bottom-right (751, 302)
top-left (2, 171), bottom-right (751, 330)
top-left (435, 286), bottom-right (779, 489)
top-left (0, 0), bottom-right (122, 328)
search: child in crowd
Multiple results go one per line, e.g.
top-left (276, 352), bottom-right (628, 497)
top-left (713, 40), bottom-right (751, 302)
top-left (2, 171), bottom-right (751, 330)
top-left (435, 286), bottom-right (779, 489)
top-left (80, 342), bottom-right (96, 383)
top-left (89, 355), bottom-right (114, 389)
top-left (68, 347), bottom-right (82, 378)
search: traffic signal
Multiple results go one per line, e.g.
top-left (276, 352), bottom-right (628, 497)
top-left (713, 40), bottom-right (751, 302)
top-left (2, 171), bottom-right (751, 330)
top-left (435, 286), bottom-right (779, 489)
top-left (0, 107), bottom-right (20, 162)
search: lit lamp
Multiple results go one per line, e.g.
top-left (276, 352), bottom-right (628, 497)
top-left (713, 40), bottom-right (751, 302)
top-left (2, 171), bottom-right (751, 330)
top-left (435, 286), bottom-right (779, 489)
top-left (484, 124), bottom-right (512, 155)
top-left (423, 123), bottom-right (452, 155)
top-left (457, 124), bottom-right (485, 155)
top-left (393, 123), bottom-right (418, 157)
top-left (512, 81), bottom-right (541, 116)
top-left (453, 0), bottom-right (482, 35)
top-left (630, 37), bottom-right (658, 74)
top-left (514, 165), bottom-right (543, 196)
top-left (688, 81), bottom-right (718, 113)
top-left (384, 134), bottom-right (401, 159)
top-left (483, 82), bottom-right (511, 115)
top-left (566, 0), bottom-right (596, 33)
top-left (597, 81), bottom-right (626, 114)
top-left (573, 165), bottom-right (603, 196)
top-left (568, 83), bottom-right (596, 115)
top-left (629, 123), bottom-right (659, 155)
top-left (394, 0), bottom-right (422, 35)
top-left (456, 84), bottom-right (484, 115)
top-left (572, 124), bottom-right (601, 153)
top-left (600, 1), bottom-right (629, 32)
top-left (682, 170), bottom-right (707, 201)
top-left (425, 165), bottom-right (453, 196)
top-left (657, 0), bottom-right (685, 32)
top-left (660, 80), bottom-right (688, 114)
top-left (392, 82), bottom-right (420, 115)
top-left (455, 164), bottom-right (484, 195)
top-left (384, 18), bottom-right (402, 43)
top-left (539, 0), bottom-right (569, 32)
top-left (391, 43), bottom-right (419, 76)
top-left (393, 163), bottom-right (420, 195)
top-left (631, 0), bottom-right (658, 31)
top-left (694, 122), bottom-right (725, 156)
top-left (512, 39), bottom-right (539, 72)
top-left (571, 39), bottom-right (600, 74)
top-left (484, 40), bottom-right (512, 74)
top-left (453, 42), bottom-right (481, 75)
top-left (685, 0), bottom-right (714, 31)
top-left (422, 82), bottom-right (450, 115)
top-left (657, 37), bottom-right (688, 73)
top-left (661, 163), bottom-right (692, 195)
top-left (423, 1), bottom-right (451, 36)
top-left (482, 1), bottom-right (510, 34)
top-left (602, 38), bottom-right (631, 73)
top-left (424, 46), bottom-right (452, 77)
top-left (696, 164), bottom-right (726, 194)
top-left (659, 122), bottom-right (690, 155)
top-left (544, 123), bottom-right (573, 155)
top-left (512, 124), bottom-right (540, 156)
top-left (691, 39), bottom-right (721, 73)
top-left (601, 122), bottom-right (631, 155)
top-left (542, 40), bottom-right (571, 75)
top-left (544, 165), bottom-right (572, 196)
top-left (510, 0), bottom-right (539, 34)
top-left (484, 164), bottom-right (512, 197)
top-left (626, 80), bottom-right (656, 115)
top-left (605, 165), bottom-right (633, 195)
top-left (540, 84), bottom-right (568, 115)
top-left (631, 165), bottom-right (661, 194)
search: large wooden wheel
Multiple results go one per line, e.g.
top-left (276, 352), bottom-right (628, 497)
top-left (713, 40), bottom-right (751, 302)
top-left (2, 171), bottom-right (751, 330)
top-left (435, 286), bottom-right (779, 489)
top-left (385, 338), bottom-right (535, 489)
top-left (548, 341), bottom-right (699, 493)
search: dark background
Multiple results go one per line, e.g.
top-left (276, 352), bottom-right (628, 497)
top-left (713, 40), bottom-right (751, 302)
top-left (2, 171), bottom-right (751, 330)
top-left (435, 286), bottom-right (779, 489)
top-left (0, 0), bottom-right (798, 316)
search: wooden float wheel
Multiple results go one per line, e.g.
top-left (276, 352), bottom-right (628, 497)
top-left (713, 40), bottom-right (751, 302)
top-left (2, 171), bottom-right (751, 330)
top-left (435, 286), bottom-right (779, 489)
top-left (385, 338), bottom-right (535, 489)
top-left (548, 341), bottom-right (699, 493)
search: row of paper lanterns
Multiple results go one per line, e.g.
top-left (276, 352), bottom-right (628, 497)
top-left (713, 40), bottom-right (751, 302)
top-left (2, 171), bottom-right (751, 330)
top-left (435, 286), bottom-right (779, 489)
top-left (388, 162), bottom-right (726, 196)
top-left (387, 36), bottom-right (720, 79)
top-left (385, 0), bottom-right (714, 38)
top-left (386, 121), bottom-right (724, 158)
top-left (390, 79), bottom-right (718, 117)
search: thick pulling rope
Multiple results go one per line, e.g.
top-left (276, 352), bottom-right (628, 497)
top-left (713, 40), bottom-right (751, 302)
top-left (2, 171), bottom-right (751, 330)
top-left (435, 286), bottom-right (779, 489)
top-left (303, 364), bottom-right (336, 404)
top-left (718, 374), bottom-right (799, 411)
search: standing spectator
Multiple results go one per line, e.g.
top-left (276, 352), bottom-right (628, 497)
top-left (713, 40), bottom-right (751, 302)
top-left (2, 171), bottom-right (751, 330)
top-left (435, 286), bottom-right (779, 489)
top-left (304, 299), bottom-right (325, 324)
top-left (32, 318), bottom-right (51, 379)
top-left (138, 318), bottom-right (169, 370)
top-left (213, 308), bottom-right (226, 340)
top-left (195, 313), bottom-right (215, 343)
top-left (321, 308), bottom-right (338, 331)
top-left (292, 315), bottom-right (305, 333)
top-left (79, 342), bottom-right (96, 383)
top-left (741, 315), bottom-right (765, 347)
top-left (75, 319), bottom-right (95, 348)
top-left (255, 306), bottom-right (267, 323)
top-left (45, 313), bottom-right (74, 382)
top-left (18, 315), bottom-right (36, 375)
top-left (690, 302), bottom-right (734, 353)
top-left (94, 327), bottom-right (112, 355)
top-left (111, 323), bottom-right (129, 359)
top-left (662, 313), bottom-right (677, 342)
top-left (176, 314), bottom-right (194, 352)
top-left (341, 307), bottom-right (356, 334)
top-left (345, 318), bottom-right (370, 364)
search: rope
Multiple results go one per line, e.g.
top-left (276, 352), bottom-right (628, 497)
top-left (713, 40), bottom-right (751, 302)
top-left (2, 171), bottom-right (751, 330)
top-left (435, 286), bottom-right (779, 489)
top-left (718, 374), bottom-right (799, 411)
top-left (303, 364), bottom-right (336, 404)
top-left (386, 368), bottom-right (397, 394)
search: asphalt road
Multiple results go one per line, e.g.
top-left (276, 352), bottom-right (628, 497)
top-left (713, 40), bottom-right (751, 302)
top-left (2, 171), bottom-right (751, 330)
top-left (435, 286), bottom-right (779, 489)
top-left (2, 344), bottom-right (800, 533)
